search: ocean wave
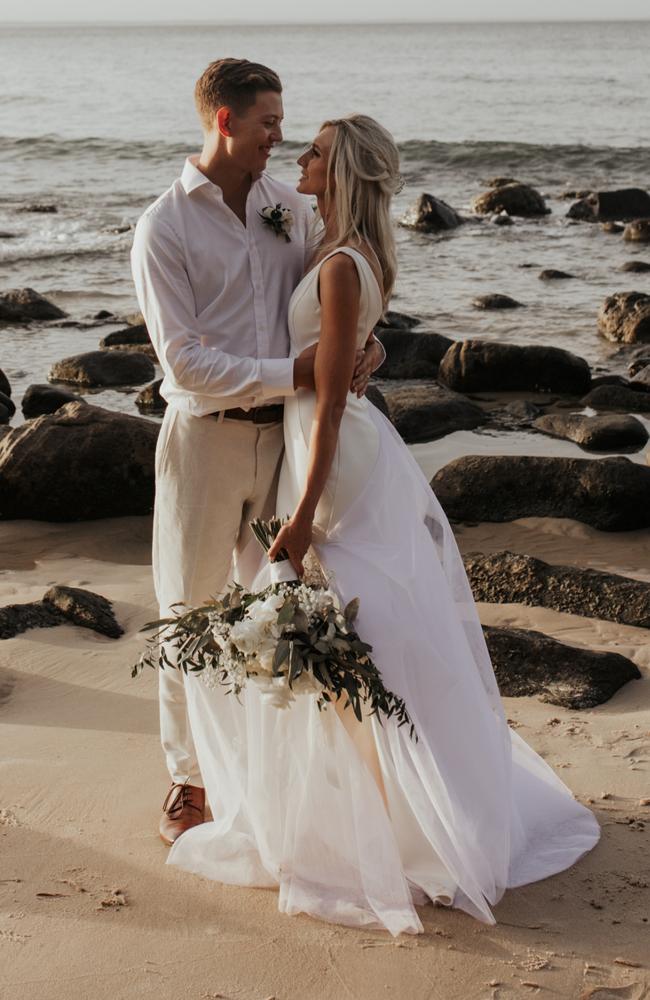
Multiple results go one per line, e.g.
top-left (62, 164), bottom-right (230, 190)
top-left (2, 134), bottom-right (649, 178)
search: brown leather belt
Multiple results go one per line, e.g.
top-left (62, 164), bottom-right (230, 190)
top-left (212, 404), bottom-right (284, 424)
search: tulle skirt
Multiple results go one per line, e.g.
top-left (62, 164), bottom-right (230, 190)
top-left (167, 402), bottom-right (600, 935)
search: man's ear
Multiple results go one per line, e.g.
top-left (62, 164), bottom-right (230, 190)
top-left (216, 106), bottom-right (232, 137)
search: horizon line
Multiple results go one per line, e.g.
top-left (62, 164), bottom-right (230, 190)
top-left (2, 17), bottom-right (650, 25)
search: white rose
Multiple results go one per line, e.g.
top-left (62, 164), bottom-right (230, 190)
top-left (229, 618), bottom-right (265, 655)
top-left (291, 670), bottom-right (325, 697)
top-left (255, 675), bottom-right (295, 710)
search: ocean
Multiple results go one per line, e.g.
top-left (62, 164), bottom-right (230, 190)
top-left (1, 20), bottom-right (650, 418)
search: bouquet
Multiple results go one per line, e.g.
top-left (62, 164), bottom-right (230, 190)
top-left (133, 518), bottom-right (417, 740)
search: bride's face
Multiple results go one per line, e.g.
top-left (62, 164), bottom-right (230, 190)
top-left (296, 125), bottom-right (335, 198)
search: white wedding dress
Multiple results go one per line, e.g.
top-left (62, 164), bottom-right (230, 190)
top-left (167, 247), bottom-right (600, 935)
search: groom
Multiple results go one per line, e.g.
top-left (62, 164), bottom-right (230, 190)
top-left (131, 58), bottom-right (385, 845)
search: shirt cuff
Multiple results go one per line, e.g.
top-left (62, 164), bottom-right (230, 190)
top-left (259, 358), bottom-right (297, 399)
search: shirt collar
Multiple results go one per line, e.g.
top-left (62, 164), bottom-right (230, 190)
top-left (180, 154), bottom-right (266, 198)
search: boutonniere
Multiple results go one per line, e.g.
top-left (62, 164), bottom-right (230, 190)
top-left (259, 204), bottom-right (293, 242)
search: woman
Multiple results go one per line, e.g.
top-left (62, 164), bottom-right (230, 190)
top-left (167, 115), bottom-right (600, 935)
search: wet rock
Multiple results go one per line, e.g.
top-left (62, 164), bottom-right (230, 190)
top-left (597, 291), bottom-right (650, 344)
top-left (631, 365), bottom-right (650, 389)
top-left (376, 310), bottom-right (421, 331)
top-left (0, 402), bottom-right (11, 425)
top-left (431, 454), bottom-right (650, 531)
top-left (483, 625), bottom-right (640, 709)
top-left (0, 287), bottom-right (67, 322)
top-left (99, 323), bottom-right (150, 348)
top-left (539, 269), bottom-right (575, 280)
top-left (602, 221), bottom-right (624, 234)
top-left (588, 374), bottom-right (631, 390)
top-left (581, 384), bottom-right (650, 412)
top-left (472, 294), bottom-right (524, 310)
top-left (0, 401), bottom-right (159, 520)
top-left (135, 378), bottom-right (166, 415)
top-left (481, 177), bottom-right (519, 188)
top-left (0, 600), bottom-right (64, 639)
top-left (399, 193), bottom-right (464, 232)
top-left (624, 219), bottom-right (650, 243)
top-left (472, 183), bottom-right (548, 217)
top-left (375, 330), bottom-right (452, 379)
top-left (93, 309), bottom-right (116, 320)
top-left (382, 383), bottom-right (486, 444)
top-left (464, 550), bottom-right (650, 629)
top-left (21, 383), bottom-right (80, 418)
top-left (0, 369), bottom-right (10, 397)
top-left (0, 392), bottom-right (15, 420)
top-left (43, 585), bottom-right (123, 638)
top-left (365, 384), bottom-right (390, 419)
top-left (18, 203), bottom-right (57, 214)
top-left (49, 349), bottom-right (155, 387)
top-left (0, 231), bottom-right (18, 239)
top-left (533, 412), bottom-right (648, 451)
top-left (628, 346), bottom-right (650, 376)
top-left (491, 213), bottom-right (513, 226)
top-left (560, 189), bottom-right (592, 201)
top-left (621, 260), bottom-right (650, 273)
top-left (438, 340), bottom-right (591, 395)
top-left (567, 189), bottom-right (650, 222)
top-left (503, 400), bottom-right (544, 423)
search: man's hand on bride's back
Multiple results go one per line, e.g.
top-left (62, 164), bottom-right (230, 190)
top-left (293, 344), bottom-right (366, 393)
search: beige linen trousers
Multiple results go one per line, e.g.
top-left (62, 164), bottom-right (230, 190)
top-left (153, 406), bottom-right (284, 786)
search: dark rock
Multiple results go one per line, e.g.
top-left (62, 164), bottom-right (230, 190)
top-left (533, 412), bottom-right (648, 452)
top-left (560, 189), bottom-right (592, 201)
top-left (481, 177), bottom-right (519, 188)
top-left (628, 346), bottom-right (650, 377)
top-left (631, 365), bottom-right (650, 389)
top-left (0, 404), bottom-right (10, 425)
top-left (581, 385), bottom-right (650, 413)
top-left (365, 384), bottom-right (390, 419)
top-left (465, 550), bottom-right (650, 629)
top-left (382, 383), bottom-right (486, 444)
top-left (438, 340), bottom-right (591, 395)
top-left (624, 219), bottom-right (650, 243)
top-left (374, 330), bottom-right (452, 380)
top-left (99, 323), bottom-right (150, 348)
top-left (0, 401), bottom-right (159, 520)
top-left (21, 383), bottom-right (80, 418)
top-left (472, 183), bottom-right (548, 217)
top-left (602, 222), bottom-right (624, 234)
top-left (135, 378), bottom-right (166, 415)
top-left (539, 269), bottom-right (575, 280)
top-left (0, 600), bottom-right (64, 639)
top-left (0, 369), bottom-right (10, 397)
top-left (19, 203), bottom-right (57, 214)
top-left (472, 294), bottom-right (524, 310)
top-left (105, 224), bottom-right (132, 235)
top-left (491, 213), bottom-right (514, 226)
top-left (597, 291), bottom-right (650, 344)
top-left (376, 310), bottom-right (421, 331)
top-left (431, 455), bottom-right (650, 531)
top-left (0, 231), bottom-right (18, 239)
top-left (0, 287), bottom-right (66, 322)
top-left (589, 374), bottom-right (631, 390)
top-left (43, 585), bottom-right (123, 638)
top-left (567, 189), bottom-right (650, 223)
top-left (49, 349), bottom-right (155, 387)
top-left (621, 260), bottom-right (650, 273)
top-left (399, 193), bottom-right (464, 232)
top-left (482, 625), bottom-right (640, 709)
top-left (0, 392), bottom-right (15, 420)
top-left (503, 400), bottom-right (544, 422)
top-left (93, 309), bottom-right (116, 320)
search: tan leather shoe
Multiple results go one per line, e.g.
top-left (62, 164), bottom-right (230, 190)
top-left (159, 780), bottom-right (206, 846)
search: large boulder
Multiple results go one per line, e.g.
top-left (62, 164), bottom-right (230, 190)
top-left (0, 401), bottom-right (159, 520)
top-left (483, 626), bottom-right (640, 709)
top-left (1, 585), bottom-right (122, 639)
top-left (0, 369), bottom-right (10, 397)
top-left (364, 384), bottom-right (390, 419)
top-left (22, 383), bottom-right (80, 418)
top-left (567, 189), bottom-right (650, 222)
top-left (0, 392), bottom-right (13, 425)
top-left (375, 330), bottom-right (452, 380)
top-left (0, 287), bottom-right (66, 322)
top-left (539, 269), bottom-right (575, 281)
top-left (376, 310), bottom-right (421, 331)
top-left (624, 219), bottom-right (650, 243)
top-left (49, 349), bottom-right (155, 387)
top-left (581, 384), bottom-right (650, 413)
top-left (621, 260), bottom-right (650, 273)
top-left (381, 383), bottom-right (486, 444)
top-left (135, 378), bottom-right (166, 415)
top-left (533, 412), bottom-right (648, 452)
top-left (431, 455), bottom-right (650, 531)
top-left (465, 550), bottom-right (650, 629)
top-left (597, 291), bottom-right (650, 344)
top-left (472, 294), bottom-right (524, 310)
top-left (399, 193), bottom-right (464, 232)
top-left (99, 323), bottom-right (157, 360)
top-left (472, 183), bottom-right (548, 217)
top-left (438, 340), bottom-right (591, 395)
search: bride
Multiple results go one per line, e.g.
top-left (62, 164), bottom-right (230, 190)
top-left (167, 114), bottom-right (600, 935)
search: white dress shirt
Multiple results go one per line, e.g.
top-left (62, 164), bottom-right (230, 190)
top-left (130, 156), bottom-right (314, 417)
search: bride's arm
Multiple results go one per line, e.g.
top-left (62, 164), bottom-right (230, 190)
top-left (268, 253), bottom-right (361, 576)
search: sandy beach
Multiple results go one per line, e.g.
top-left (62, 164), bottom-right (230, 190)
top-left (2, 438), bottom-right (649, 1000)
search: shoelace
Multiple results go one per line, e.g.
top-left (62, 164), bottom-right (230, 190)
top-left (161, 780), bottom-right (202, 818)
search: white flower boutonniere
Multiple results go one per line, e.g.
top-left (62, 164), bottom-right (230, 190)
top-left (259, 203), bottom-right (293, 242)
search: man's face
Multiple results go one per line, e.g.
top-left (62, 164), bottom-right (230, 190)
top-left (226, 91), bottom-right (284, 177)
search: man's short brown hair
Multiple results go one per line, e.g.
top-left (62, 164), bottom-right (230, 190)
top-left (194, 58), bottom-right (282, 128)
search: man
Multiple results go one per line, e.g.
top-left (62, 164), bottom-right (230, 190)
top-left (131, 59), bottom-right (385, 845)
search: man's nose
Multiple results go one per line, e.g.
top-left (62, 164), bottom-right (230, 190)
top-left (272, 123), bottom-right (283, 143)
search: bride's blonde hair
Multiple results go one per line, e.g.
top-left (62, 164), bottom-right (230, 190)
top-left (314, 114), bottom-right (402, 307)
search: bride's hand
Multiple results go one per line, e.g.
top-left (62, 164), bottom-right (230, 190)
top-left (267, 513), bottom-right (313, 578)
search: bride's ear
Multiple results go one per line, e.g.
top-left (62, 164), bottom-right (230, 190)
top-left (217, 107), bottom-right (232, 138)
